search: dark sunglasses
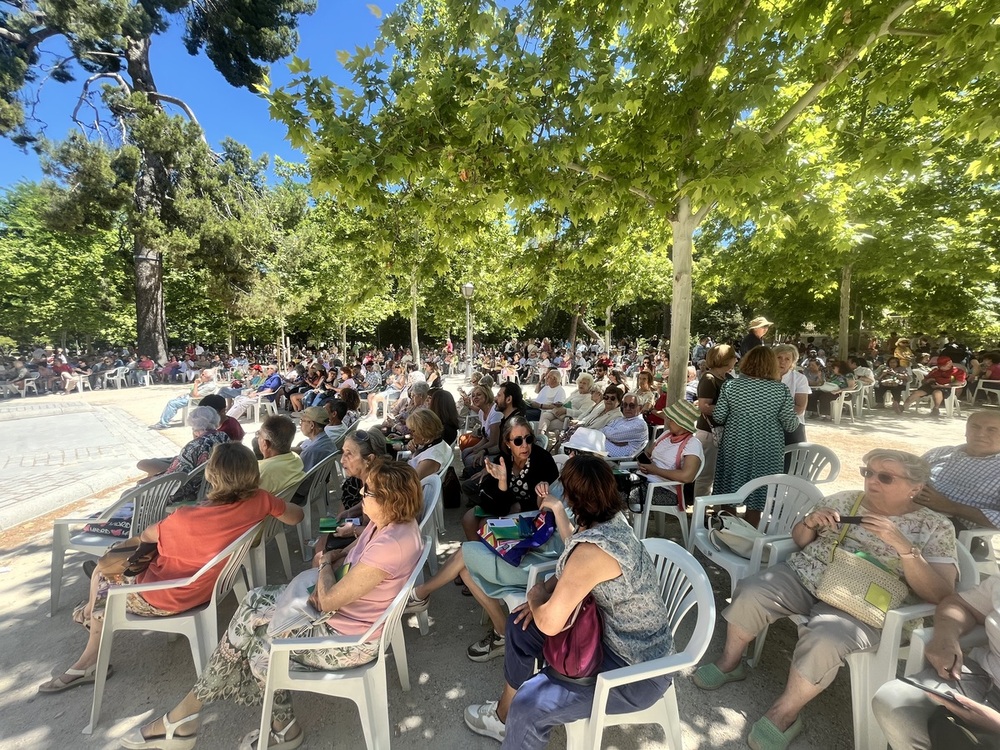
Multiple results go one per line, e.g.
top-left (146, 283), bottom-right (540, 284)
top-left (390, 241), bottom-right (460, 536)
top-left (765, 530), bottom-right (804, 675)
top-left (602, 395), bottom-right (618, 401)
top-left (510, 434), bottom-right (535, 446)
top-left (859, 467), bottom-right (907, 484)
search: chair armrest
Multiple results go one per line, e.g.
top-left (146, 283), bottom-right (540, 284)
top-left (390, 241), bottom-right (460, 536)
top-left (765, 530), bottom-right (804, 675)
top-left (763, 537), bottom-right (800, 567)
top-left (697, 491), bottom-right (748, 508)
top-left (616, 462), bottom-right (639, 471)
top-left (905, 625), bottom-right (990, 676)
top-left (748, 533), bottom-right (794, 571)
top-left (525, 560), bottom-right (558, 590)
top-left (54, 516), bottom-right (112, 526)
top-left (593, 651), bottom-right (699, 692)
top-left (270, 633), bottom-right (369, 653)
top-left (397, 451), bottom-right (413, 461)
top-left (958, 528), bottom-right (1000, 548)
top-left (105, 576), bottom-right (196, 596)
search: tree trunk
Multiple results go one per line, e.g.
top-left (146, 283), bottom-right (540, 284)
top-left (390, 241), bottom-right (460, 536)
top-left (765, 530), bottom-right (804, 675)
top-left (134, 241), bottom-right (167, 361)
top-left (568, 309), bottom-right (580, 357)
top-left (340, 322), bottom-right (347, 355)
top-left (604, 304), bottom-right (612, 353)
top-left (668, 196), bottom-right (696, 405)
top-left (409, 278), bottom-right (420, 362)
top-left (578, 318), bottom-right (602, 342)
top-left (839, 265), bottom-right (852, 359)
top-left (126, 37), bottom-right (169, 363)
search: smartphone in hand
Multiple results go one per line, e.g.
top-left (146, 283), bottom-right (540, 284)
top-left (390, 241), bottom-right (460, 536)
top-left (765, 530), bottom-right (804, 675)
top-left (838, 516), bottom-right (866, 524)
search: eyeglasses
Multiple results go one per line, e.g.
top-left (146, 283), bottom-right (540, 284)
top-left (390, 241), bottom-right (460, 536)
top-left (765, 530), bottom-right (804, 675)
top-left (602, 395), bottom-right (618, 402)
top-left (509, 435), bottom-right (535, 446)
top-left (859, 467), bottom-right (908, 484)
top-left (622, 401), bottom-right (638, 408)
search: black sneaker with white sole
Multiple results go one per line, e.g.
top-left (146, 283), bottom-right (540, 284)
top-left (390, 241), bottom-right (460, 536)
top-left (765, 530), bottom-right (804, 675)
top-left (467, 630), bottom-right (505, 662)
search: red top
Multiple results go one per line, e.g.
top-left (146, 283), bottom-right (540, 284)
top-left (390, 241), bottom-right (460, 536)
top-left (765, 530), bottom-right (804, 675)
top-left (138, 490), bottom-right (284, 611)
top-left (218, 416), bottom-right (246, 442)
top-left (925, 366), bottom-right (967, 387)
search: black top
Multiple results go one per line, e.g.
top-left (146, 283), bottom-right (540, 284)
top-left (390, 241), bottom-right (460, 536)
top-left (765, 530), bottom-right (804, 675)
top-left (738, 332), bottom-right (764, 357)
top-left (695, 372), bottom-right (732, 432)
top-left (476, 444), bottom-right (559, 517)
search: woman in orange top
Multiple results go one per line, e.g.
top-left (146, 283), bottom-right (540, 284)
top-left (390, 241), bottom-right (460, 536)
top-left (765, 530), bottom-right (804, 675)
top-left (37, 443), bottom-right (303, 694)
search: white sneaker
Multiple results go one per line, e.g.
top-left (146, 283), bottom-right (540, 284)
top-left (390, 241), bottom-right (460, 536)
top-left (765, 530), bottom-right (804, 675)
top-left (464, 700), bottom-right (506, 742)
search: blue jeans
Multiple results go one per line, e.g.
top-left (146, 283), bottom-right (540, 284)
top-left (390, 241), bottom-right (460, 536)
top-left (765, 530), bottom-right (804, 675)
top-left (500, 614), bottom-right (671, 750)
top-left (158, 395), bottom-right (190, 426)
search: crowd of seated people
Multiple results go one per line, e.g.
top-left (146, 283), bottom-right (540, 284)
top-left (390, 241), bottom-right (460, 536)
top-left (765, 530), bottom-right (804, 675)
top-left (31, 322), bottom-right (1000, 750)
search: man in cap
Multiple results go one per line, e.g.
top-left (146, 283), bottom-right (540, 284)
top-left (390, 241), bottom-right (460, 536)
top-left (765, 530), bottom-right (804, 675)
top-left (739, 316), bottom-right (772, 357)
top-left (902, 354), bottom-right (967, 417)
top-left (293, 406), bottom-right (337, 471)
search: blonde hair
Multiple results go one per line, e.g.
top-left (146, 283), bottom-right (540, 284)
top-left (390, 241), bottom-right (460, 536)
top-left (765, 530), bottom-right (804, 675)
top-left (706, 344), bottom-right (736, 369)
top-left (204, 443), bottom-right (260, 505)
top-left (406, 408), bottom-right (444, 444)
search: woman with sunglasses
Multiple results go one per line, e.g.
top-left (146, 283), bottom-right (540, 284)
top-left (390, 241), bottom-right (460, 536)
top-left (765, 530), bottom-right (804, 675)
top-left (407, 416), bottom-right (562, 662)
top-left (693, 449), bottom-right (958, 749)
top-left (121, 460), bottom-right (423, 750)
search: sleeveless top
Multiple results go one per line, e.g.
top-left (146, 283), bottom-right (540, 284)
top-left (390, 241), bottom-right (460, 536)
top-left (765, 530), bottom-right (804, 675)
top-left (556, 513), bottom-right (673, 665)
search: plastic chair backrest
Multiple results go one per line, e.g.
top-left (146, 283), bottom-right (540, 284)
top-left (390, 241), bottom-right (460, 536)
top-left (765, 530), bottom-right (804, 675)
top-left (741, 474), bottom-right (825, 536)
top-left (419, 475), bottom-right (441, 530)
top-left (208, 522), bottom-right (264, 608)
top-left (640, 538), bottom-right (716, 656)
top-left (783, 442), bottom-right (841, 484)
top-left (955, 543), bottom-right (980, 590)
top-left (131, 472), bottom-right (188, 532)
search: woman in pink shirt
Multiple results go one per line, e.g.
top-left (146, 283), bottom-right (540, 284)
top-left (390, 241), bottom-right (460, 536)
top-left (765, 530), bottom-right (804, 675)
top-left (121, 459), bottom-right (423, 750)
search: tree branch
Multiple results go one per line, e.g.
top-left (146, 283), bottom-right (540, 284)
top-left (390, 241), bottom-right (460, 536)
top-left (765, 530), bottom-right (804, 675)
top-left (72, 73), bottom-right (131, 135)
top-left (564, 162), bottom-right (656, 205)
top-left (763, 0), bottom-right (916, 145)
top-left (692, 0), bottom-right (754, 81)
top-left (888, 27), bottom-right (943, 38)
top-left (147, 92), bottom-right (205, 134)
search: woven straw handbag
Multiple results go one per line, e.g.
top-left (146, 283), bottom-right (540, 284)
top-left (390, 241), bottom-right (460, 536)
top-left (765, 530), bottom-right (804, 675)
top-left (815, 495), bottom-right (910, 628)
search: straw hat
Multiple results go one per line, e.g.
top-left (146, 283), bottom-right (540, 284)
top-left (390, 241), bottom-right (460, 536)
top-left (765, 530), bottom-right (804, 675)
top-left (748, 316), bottom-right (773, 329)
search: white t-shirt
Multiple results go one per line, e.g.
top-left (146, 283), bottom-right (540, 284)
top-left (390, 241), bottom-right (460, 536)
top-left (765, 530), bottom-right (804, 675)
top-left (483, 405), bottom-right (502, 438)
top-left (409, 440), bottom-right (454, 473)
top-left (534, 385), bottom-right (567, 407)
top-left (782, 369), bottom-right (811, 425)
top-left (649, 434), bottom-right (705, 502)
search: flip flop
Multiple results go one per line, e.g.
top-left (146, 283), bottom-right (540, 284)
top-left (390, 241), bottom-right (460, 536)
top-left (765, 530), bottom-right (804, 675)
top-left (747, 715), bottom-right (804, 750)
top-left (691, 662), bottom-right (747, 690)
top-left (38, 663), bottom-right (113, 693)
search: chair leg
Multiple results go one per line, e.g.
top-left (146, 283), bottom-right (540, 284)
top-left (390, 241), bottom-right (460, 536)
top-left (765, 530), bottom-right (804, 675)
top-left (417, 611), bottom-right (429, 636)
top-left (275, 532), bottom-right (293, 581)
top-left (84, 607), bottom-right (119, 734)
top-left (258, 679), bottom-right (278, 750)
top-left (564, 720), bottom-right (587, 750)
top-left (50, 528), bottom-right (69, 616)
top-left (747, 625), bottom-right (770, 668)
top-left (367, 667), bottom-right (391, 750)
top-left (663, 686), bottom-right (683, 750)
top-left (389, 621), bottom-right (411, 691)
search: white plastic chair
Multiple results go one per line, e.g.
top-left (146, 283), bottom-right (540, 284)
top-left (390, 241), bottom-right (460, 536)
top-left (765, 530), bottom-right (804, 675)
top-left (563, 538), bottom-right (717, 750)
top-left (76, 374), bottom-right (93, 393)
top-left (295, 453), bottom-right (340, 562)
top-left (831, 383), bottom-right (863, 425)
top-left (914, 386), bottom-right (964, 417)
top-left (617, 461), bottom-right (704, 547)
top-left (50, 472), bottom-right (187, 615)
top-left (419, 474), bottom-right (442, 576)
top-left (978, 379), bottom-right (1000, 406)
top-left (257, 539), bottom-right (432, 748)
top-left (689, 474), bottom-right (824, 594)
top-left (108, 366), bottom-right (131, 389)
top-left (904, 623), bottom-right (989, 679)
top-left (783, 442), bottom-right (841, 484)
top-left (246, 483), bottom-right (300, 589)
top-left (842, 544), bottom-right (978, 750)
top-left (958, 526), bottom-right (1000, 578)
top-left (84, 521), bottom-right (263, 734)
top-left (247, 392), bottom-right (279, 423)
top-left (18, 371), bottom-right (40, 397)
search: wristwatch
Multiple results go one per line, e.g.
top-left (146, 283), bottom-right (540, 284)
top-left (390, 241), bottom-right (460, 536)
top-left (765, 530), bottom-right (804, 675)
top-left (899, 546), bottom-right (922, 560)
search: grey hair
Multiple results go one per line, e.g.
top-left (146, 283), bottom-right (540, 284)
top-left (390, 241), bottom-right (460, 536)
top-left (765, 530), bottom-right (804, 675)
top-left (501, 414), bottom-right (533, 443)
top-left (188, 405), bottom-right (221, 432)
top-left (862, 449), bottom-right (930, 485)
top-left (346, 429), bottom-right (387, 458)
top-left (576, 372), bottom-right (594, 387)
top-left (411, 381), bottom-right (431, 397)
top-left (479, 375), bottom-right (495, 389)
top-left (772, 344), bottom-right (799, 358)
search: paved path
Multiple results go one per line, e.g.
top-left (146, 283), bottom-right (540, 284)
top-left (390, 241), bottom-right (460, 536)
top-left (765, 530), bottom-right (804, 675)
top-left (0, 399), bottom-right (177, 530)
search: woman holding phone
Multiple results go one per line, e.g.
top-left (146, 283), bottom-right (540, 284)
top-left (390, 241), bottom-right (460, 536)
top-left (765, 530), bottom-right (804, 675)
top-left (692, 449), bottom-right (957, 749)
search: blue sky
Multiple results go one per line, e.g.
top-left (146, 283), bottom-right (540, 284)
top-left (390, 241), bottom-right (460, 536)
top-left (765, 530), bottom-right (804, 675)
top-left (0, 2), bottom-right (383, 187)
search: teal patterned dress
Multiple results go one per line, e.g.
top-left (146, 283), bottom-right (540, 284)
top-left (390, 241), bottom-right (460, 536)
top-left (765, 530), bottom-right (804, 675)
top-left (712, 376), bottom-right (800, 510)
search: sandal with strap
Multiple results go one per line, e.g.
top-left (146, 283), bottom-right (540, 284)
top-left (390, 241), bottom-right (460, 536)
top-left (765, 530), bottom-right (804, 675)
top-left (239, 717), bottom-right (304, 750)
top-left (747, 715), bottom-right (804, 750)
top-left (120, 711), bottom-right (201, 750)
top-left (38, 663), bottom-right (112, 693)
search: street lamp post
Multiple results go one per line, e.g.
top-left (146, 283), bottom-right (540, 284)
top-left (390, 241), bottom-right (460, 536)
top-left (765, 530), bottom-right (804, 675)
top-left (461, 282), bottom-right (475, 382)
